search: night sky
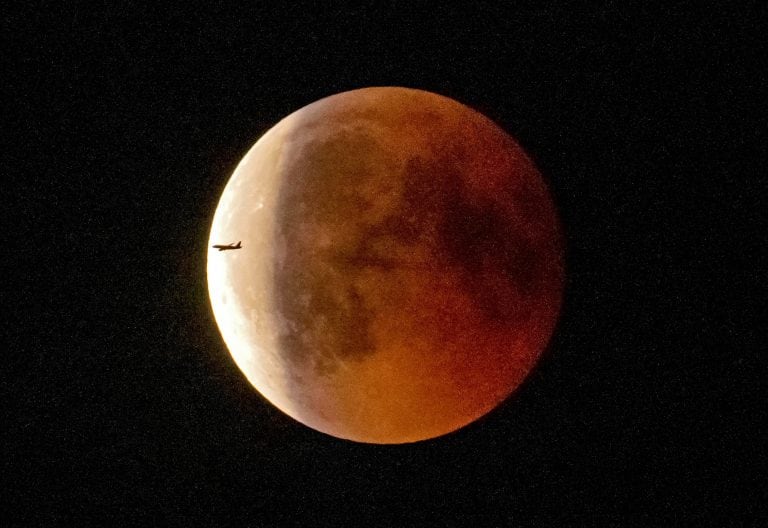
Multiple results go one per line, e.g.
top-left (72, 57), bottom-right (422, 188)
top-left (4, 3), bottom-right (766, 525)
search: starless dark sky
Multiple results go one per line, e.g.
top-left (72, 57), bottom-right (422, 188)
top-left (3, 2), bottom-right (766, 525)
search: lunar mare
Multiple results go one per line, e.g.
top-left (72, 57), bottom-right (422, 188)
top-left (208, 87), bottom-right (564, 443)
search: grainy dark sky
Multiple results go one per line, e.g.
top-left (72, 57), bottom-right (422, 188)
top-left (4, 2), bottom-right (766, 525)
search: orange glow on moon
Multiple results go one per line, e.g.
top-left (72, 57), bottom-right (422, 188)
top-left (208, 87), bottom-right (564, 443)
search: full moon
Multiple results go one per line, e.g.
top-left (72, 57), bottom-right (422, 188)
top-left (207, 87), bottom-right (564, 444)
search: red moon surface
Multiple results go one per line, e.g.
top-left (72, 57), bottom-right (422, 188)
top-left (208, 87), bottom-right (564, 443)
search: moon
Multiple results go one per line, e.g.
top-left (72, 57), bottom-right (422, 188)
top-left (207, 87), bottom-right (564, 444)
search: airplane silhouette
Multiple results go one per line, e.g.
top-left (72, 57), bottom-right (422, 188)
top-left (212, 241), bottom-right (242, 251)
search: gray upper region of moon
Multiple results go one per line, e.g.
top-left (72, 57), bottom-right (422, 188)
top-left (208, 87), bottom-right (564, 443)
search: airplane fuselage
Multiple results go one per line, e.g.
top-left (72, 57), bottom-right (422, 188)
top-left (212, 241), bottom-right (241, 251)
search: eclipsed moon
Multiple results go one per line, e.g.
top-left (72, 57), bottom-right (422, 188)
top-left (207, 87), bottom-right (564, 444)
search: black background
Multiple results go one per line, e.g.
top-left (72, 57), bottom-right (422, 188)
top-left (4, 2), bottom-right (766, 525)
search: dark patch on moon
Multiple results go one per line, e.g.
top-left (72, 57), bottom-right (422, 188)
top-left (397, 155), bottom-right (548, 328)
top-left (274, 260), bottom-right (377, 377)
top-left (271, 127), bottom-right (384, 375)
top-left (439, 193), bottom-right (545, 325)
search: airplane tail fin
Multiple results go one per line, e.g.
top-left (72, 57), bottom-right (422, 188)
top-left (236, 241), bottom-right (241, 248)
